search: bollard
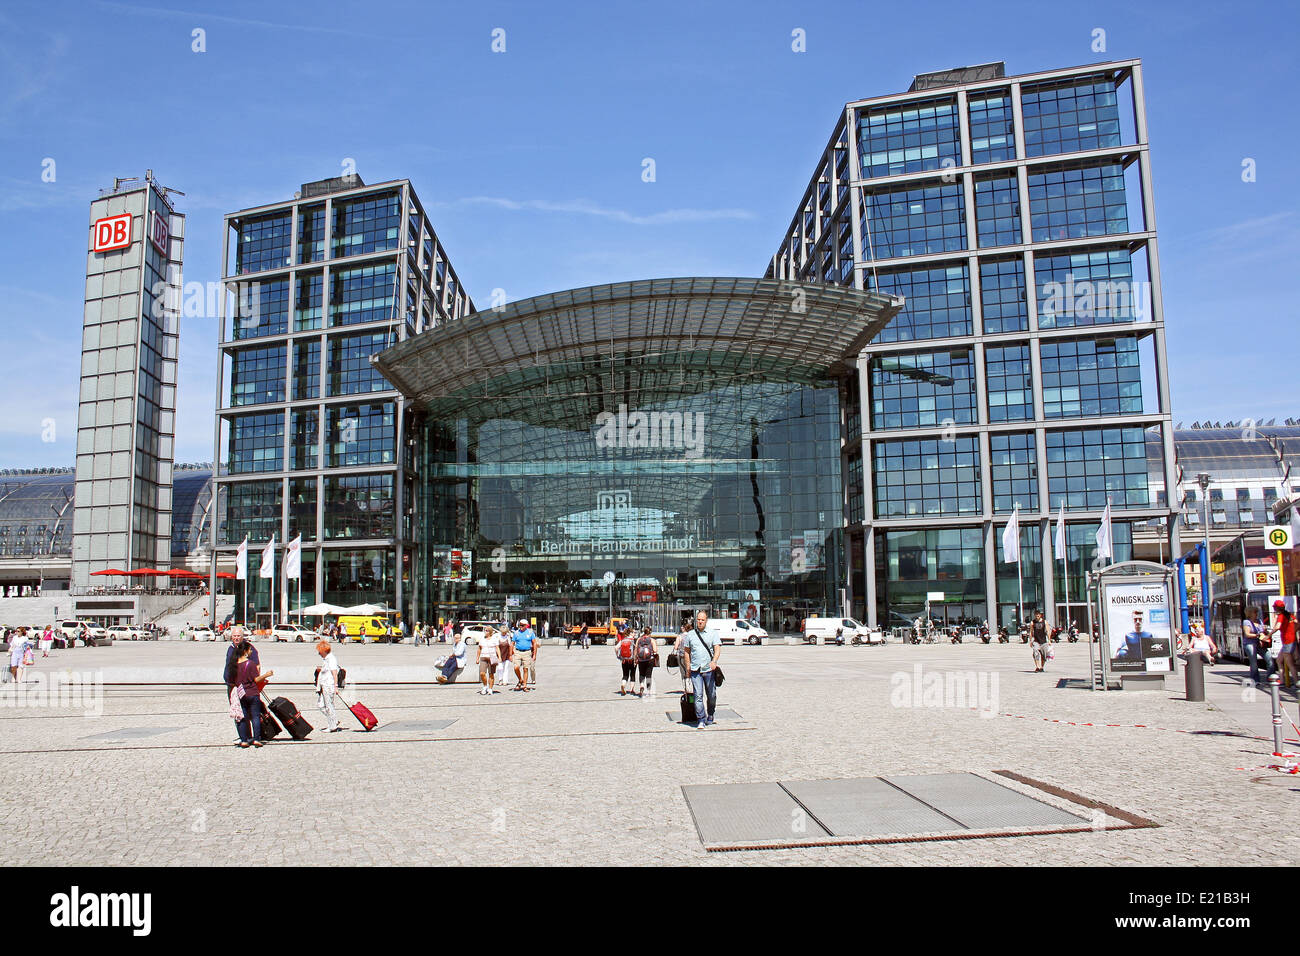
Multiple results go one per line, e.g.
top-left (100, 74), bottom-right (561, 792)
top-left (1184, 652), bottom-right (1205, 702)
top-left (1269, 674), bottom-right (1284, 755)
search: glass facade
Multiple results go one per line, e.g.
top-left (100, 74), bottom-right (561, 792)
top-left (861, 181), bottom-right (966, 259)
top-left (867, 264), bottom-right (971, 343)
top-left (989, 432), bottom-right (1038, 513)
top-left (331, 262), bottom-right (396, 326)
top-left (870, 348), bottom-right (976, 429)
top-left (233, 278), bottom-right (289, 340)
top-left (225, 412), bottom-right (283, 475)
top-left (985, 344), bottom-right (1034, 422)
top-left (1046, 426), bottom-right (1149, 509)
top-left (414, 374), bottom-right (844, 629)
top-left (326, 401), bottom-right (395, 467)
top-left (873, 437), bottom-right (981, 517)
top-left (1035, 247), bottom-right (1137, 328)
top-left (221, 479), bottom-right (281, 544)
top-left (978, 257), bottom-right (1028, 334)
top-left (1021, 75), bottom-right (1122, 158)
top-left (328, 330), bottom-right (394, 396)
top-left (229, 344), bottom-right (285, 407)
top-left (857, 97), bottom-right (961, 178)
top-left (967, 89), bottom-right (1015, 163)
top-left (236, 214), bottom-right (291, 275)
top-left (876, 527), bottom-right (985, 626)
top-left (1040, 335), bottom-right (1142, 419)
top-left (1027, 161), bottom-right (1129, 242)
top-left (332, 194), bottom-right (400, 257)
top-left (974, 172), bottom-right (1022, 248)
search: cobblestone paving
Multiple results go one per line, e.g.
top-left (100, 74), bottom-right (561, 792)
top-left (1, 641), bottom-right (1296, 866)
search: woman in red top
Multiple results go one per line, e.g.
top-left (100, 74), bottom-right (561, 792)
top-left (1270, 600), bottom-right (1297, 688)
top-left (231, 640), bottom-right (274, 748)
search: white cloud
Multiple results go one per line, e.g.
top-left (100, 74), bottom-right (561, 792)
top-left (445, 196), bottom-right (757, 226)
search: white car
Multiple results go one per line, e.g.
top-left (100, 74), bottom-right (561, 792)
top-left (271, 623), bottom-right (316, 642)
top-left (803, 616), bottom-right (886, 645)
top-left (187, 625), bottom-right (216, 641)
top-left (106, 625), bottom-right (146, 641)
top-left (705, 618), bottom-right (768, 645)
top-left (457, 621), bottom-right (503, 645)
top-left (57, 619), bottom-right (104, 642)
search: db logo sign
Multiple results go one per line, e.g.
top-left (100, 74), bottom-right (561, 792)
top-left (92, 213), bottom-right (133, 253)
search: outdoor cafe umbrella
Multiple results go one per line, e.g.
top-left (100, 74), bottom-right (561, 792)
top-left (216, 572), bottom-right (237, 580)
top-left (340, 604), bottom-right (389, 615)
top-left (297, 603), bottom-right (346, 616)
top-left (90, 569), bottom-right (127, 576)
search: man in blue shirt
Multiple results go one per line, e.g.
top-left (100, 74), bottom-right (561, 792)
top-left (683, 610), bottom-right (721, 728)
top-left (512, 620), bottom-right (537, 691)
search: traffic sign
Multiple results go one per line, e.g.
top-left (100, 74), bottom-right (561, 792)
top-left (1265, 525), bottom-right (1292, 550)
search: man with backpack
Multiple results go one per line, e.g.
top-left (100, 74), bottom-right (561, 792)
top-left (615, 625), bottom-right (637, 695)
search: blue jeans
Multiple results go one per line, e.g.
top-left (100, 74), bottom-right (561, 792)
top-left (1243, 638), bottom-right (1262, 683)
top-left (236, 696), bottom-right (262, 742)
top-left (440, 657), bottom-right (460, 679)
top-left (691, 669), bottom-right (717, 723)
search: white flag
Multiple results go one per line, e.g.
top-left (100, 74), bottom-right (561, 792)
top-left (259, 534), bottom-right (276, 579)
top-left (1001, 505), bottom-right (1020, 564)
top-left (1054, 502), bottom-right (1066, 562)
top-left (1289, 503), bottom-right (1300, 547)
top-left (285, 535), bottom-right (302, 580)
top-left (235, 536), bottom-right (248, 581)
top-left (1095, 500), bottom-right (1113, 561)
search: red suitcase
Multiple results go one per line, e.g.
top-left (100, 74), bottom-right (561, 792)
top-left (337, 693), bottom-right (378, 731)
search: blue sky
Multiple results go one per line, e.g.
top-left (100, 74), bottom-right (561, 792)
top-left (0, 0), bottom-right (1296, 467)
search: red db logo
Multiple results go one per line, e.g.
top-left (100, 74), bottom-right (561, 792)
top-left (92, 213), bottom-right (133, 252)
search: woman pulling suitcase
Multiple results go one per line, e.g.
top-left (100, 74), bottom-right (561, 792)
top-left (228, 640), bottom-right (274, 748)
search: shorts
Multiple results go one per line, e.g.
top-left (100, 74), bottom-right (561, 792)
top-left (620, 660), bottom-right (636, 680)
top-left (479, 653), bottom-right (498, 672)
top-left (637, 660), bottom-right (654, 680)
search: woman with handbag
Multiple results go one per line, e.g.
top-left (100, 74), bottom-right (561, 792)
top-left (230, 639), bottom-right (274, 748)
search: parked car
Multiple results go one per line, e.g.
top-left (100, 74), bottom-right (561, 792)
top-left (188, 625), bottom-right (216, 641)
top-left (271, 622), bottom-right (316, 642)
top-left (106, 625), bottom-right (147, 641)
top-left (705, 618), bottom-right (769, 645)
top-left (803, 616), bottom-right (886, 645)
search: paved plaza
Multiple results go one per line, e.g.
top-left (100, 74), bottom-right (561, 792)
top-left (1, 639), bottom-right (1297, 866)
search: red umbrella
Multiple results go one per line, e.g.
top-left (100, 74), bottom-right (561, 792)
top-left (90, 568), bottom-right (127, 576)
top-left (165, 568), bottom-right (202, 578)
top-left (125, 568), bottom-right (164, 576)
top-left (216, 572), bottom-right (237, 580)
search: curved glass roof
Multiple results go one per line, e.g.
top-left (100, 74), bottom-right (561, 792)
top-left (0, 468), bottom-right (213, 558)
top-left (1153, 426), bottom-right (1300, 481)
top-left (375, 277), bottom-right (904, 415)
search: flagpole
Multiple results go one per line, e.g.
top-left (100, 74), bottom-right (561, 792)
top-left (270, 541), bottom-right (276, 630)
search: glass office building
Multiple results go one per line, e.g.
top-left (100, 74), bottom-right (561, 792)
top-left (212, 176), bottom-right (474, 624)
top-left (766, 59), bottom-right (1177, 628)
top-left (376, 278), bottom-right (902, 631)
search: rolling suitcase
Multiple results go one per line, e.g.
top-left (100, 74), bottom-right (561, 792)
top-left (336, 692), bottom-right (378, 731)
top-left (263, 693), bottom-right (313, 740)
top-left (679, 691), bottom-right (696, 724)
top-left (259, 701), bottom-right (283, 741)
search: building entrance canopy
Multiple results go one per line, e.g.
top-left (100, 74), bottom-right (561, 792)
top-left (374, 277), bottom-right (902, 423)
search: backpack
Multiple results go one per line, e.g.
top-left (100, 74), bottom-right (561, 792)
top-left (635, 635), bottom-right (655, 662)
top-left (617, 637), bottom-right (634, 660)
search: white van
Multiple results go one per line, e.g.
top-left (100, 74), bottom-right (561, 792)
top-left (803, 616), bottom-right (884, 645)
top-left (706, 618), bottom-right (768, 646)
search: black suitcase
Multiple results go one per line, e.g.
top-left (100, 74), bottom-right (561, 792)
top-left (264, 694), bottom-right (313, 740)
top-left (259, 700), bottom-right (283, 741)
top-left (679, 692), bottom-right (696, 724)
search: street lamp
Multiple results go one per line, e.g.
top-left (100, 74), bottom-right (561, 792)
top-left (1196, 472), bottom-right (1213, 622)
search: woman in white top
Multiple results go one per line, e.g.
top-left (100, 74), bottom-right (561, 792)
top-left (1186, 621), bottom-right (1217, 663)
top-left (477, 626), bottom-right (501, 696)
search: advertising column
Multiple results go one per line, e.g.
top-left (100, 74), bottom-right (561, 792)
top-left (1102, 579), bottom-right (1175, 675)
